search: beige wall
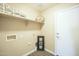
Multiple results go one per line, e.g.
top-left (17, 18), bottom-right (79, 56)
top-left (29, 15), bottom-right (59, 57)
top-left (40, 8), bottom-right (55, 52)
top-left (0, 31), bottom-right (40, 56)
top-left (1, 3), bottom-right (79, 56)
top-left (0, 17), bottom-right (41, 31)
top-left (40, 3), bottom-right (79, 53)
top-left (0, 17), bottom-right (40, 55)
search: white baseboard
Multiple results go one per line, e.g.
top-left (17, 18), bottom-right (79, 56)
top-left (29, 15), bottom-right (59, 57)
top-left (45, 48), bottom-right (56, 56)
top-left (22, 48), bottom-right (36, 56)
top-left (23, 48), bottom-right (56, 56)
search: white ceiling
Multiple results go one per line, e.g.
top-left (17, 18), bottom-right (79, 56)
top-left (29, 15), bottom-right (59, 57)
top-left (7, 3), bottom-right (57, 12)
top-left (27, 3), bottom-right (57, 12)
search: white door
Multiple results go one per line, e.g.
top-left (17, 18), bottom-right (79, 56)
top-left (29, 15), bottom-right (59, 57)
top-left (55, 11), bottom-right (73, 56)
top-left (55, 5), bottom-right (79, 56)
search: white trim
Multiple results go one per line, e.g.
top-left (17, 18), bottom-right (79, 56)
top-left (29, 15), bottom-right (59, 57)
top-left (22, 48), bottom-right (36, 56)
top-left (45, 48), bottom-right (56, 56)
top-left (23, 48), bottom-right (56, 56)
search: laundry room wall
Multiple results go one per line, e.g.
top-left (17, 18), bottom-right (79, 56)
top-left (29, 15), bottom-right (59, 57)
top-left (41, 3), bottom-right (78, 54)
top-left (0, 3), bottom-right (40, 56)
top-left (0, 17), bottom-right (40, 56)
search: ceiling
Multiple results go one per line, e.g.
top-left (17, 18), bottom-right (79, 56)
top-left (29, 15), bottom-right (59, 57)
top-left (7, 3), bottom-right (57, 12)
top-left (27, 3), bottom-right (57, 12)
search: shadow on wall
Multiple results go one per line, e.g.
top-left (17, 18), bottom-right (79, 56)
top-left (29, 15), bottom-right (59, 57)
top-left (71, 26), bottom-right (79, 56)
top-left (0, 16), bottom-right (44, 31)
top-left (0, 15), bottom-right (44, 56)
